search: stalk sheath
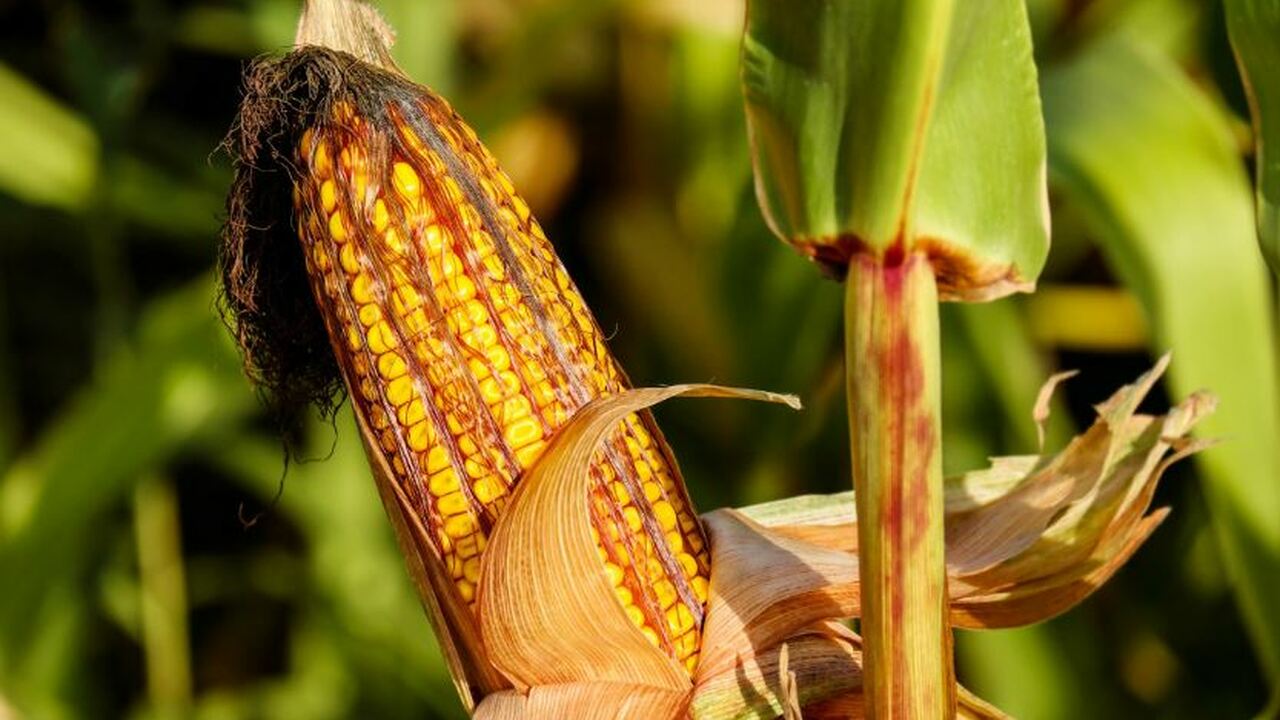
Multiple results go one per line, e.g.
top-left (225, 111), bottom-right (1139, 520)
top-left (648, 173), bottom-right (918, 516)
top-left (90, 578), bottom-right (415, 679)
top-left (845, 250), bottom-right (952, 718)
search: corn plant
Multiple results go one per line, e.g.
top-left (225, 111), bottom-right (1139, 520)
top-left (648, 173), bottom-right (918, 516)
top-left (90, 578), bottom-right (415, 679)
top-left (0, 0), bottom-right (1275, 718)
top-left (215, 0), bottom-right (1219, 717)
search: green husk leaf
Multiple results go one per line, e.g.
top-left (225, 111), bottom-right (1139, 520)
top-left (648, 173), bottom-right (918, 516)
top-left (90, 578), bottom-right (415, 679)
top-left (742, 0), bottom-right (1048, 299)
top-left (1225, 0), bottom-right (1280, 273)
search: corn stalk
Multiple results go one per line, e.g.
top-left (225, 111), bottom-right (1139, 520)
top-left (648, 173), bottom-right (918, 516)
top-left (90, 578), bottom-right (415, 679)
top-left (743, 1), bottom-right (1048, 715)
top-left (845, 252), bottom-right (950, 716)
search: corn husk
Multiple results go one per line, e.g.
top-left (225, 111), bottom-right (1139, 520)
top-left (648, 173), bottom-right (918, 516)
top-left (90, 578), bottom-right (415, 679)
top-left (740, 358), bottom-right (1215, 630)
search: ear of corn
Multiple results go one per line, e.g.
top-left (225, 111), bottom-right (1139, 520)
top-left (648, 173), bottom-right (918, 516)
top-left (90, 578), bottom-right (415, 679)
top-left (292, 91), bottom-right (709, 672)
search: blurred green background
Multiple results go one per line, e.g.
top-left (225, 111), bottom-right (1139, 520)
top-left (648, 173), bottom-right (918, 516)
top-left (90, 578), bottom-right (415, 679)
top-left (0, 0), bottom-right (1276, 718)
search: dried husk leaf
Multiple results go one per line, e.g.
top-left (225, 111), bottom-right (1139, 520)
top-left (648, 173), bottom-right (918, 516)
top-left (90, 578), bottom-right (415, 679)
top-left (949, 508), bottom-right (1168, 628)
top-left (473, 682), bottom-right (689, 720)
top-left (690, 634), bottom-right (862, 720)
top-left (949, 387), bottom-right (1217, 607)
top-left (944, 357), bottom-right (1176, 576)
top-left (696, 510), bottom-right (858, 679)
top-left (294, 0), bottom-right (399, 72)
top-left (734, 360), bottom-right (1214, 629)
top-left (688, 627), bottom-right (1007, 719)
top-left (778, 644), bottom-right (802, 720)
top-left (477, 385), bottom-right (799, 692)
top-left (1033, 370), bottom-right (1078, 449)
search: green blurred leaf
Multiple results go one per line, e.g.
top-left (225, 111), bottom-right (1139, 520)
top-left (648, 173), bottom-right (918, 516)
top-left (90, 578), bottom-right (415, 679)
top-left (0, 63), bottom-right (99, 210)
top-left (957, 626), bottom-right (1086, 719)
top-left (381, 0), bottom-right (457, 93)
top-left (741, 0), bottom-right (1048, 298)
top-left (1225, 0), bottom-right (1280, 273)
top-left (1042, 37), bottom-right (1280, 694)
top-left (0, 278), bottom-right (254, 666)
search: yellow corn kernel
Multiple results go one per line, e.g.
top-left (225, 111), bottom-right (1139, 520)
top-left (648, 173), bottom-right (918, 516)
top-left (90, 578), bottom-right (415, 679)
top-left (313, 141), bottom-right (333, 177)
top-left (677, 552), bottom-right (697, 578)
top-left (351, 273), bottom-right (374, 304)
top-left (626, 605), bottom-right (645, 628)
top-left (463, 556), bottom-right (481, 583)
top-left (604, 562), bottom-right (625, 586)
top-left (504, 417), bottom-right (542, 448)
top-left (623, 506), bottom-right (642, 533)
top-left (386, 375), bottom-right (413, 406)
top-left (438, 491), bottom-right (469, 516)
top-left (653, 500), bottom-right (677, 532)
top-left (456, 580), bottom-right (475, 603)
top-left (384, 228), bottom-right (407, 255)
top-left (358, 303), bottom-right (382, 328)
top-left (366, 321), bottom-right (398, 354)
top-left (339, 242), bottom-right (360, 274)
top-left (329, 211), bottom-right (349, 243)
top-left (443, 514), bottom-right (477, 539)
top-left (425, 446), bottom-right (450, 474)
top-left (407, 421), bottom-right (432, 452)
top-left (653, 579), bottom-right (677, 609)
top-left (428, 469), bottom-right (460, 496)
top-left (667, 604), bottom-right (694, 635)
top-left (472, 476), bottom-right (505, 504)
top-left (392, 161), bottom-right (420, 198)
top-left (514, 440), bottom-right (546, 468)
top-left (320, 179), bottom-right (337, 212)
top-left (377, 352), bottom-right (407, 380)
top-left (294, 99), bottom-right (711, 671)
top-left (690, 576), bottom-right (709, 604)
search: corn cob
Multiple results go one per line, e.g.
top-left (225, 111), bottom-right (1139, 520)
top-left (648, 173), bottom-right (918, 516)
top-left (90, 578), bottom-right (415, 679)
top-left (292, 92), bottom-right (709, 672)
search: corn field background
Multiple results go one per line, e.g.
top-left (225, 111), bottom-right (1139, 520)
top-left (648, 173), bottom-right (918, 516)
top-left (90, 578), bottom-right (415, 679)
top-left (0, 0), bottom-right (1276, 718)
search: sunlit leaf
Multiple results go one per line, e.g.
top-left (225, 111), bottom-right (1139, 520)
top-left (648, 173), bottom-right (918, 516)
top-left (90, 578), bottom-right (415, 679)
top-left (1225, 0), bottom-right (1280, 273)
top-left (1041, 36), bottom-right (1280, 684)
top-left (742, 0), bottom-right (1048, 299)
top-left (0, 63), bottom-right (98, 210)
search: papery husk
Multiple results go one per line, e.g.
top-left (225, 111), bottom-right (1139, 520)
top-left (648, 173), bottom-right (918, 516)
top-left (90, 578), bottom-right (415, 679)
top-left (477, 385), bottom-right (799, 693)
top-left (944, 356), bottom-right (1176, 576)
top-left (947, 361), bottom-right (1217, 626)
top-left (1033, 370), bottom-right (1078, 450)
top-left (294, 0), bottom-right (399, 71)
top-left (737, 359), bottom-right (1215, 629)
top-left (690, 634), bottom-right (862, 720)
top-left (472, 683), bottom-right (690, 720)
top-left (696, 510), bottom-right (859, 678)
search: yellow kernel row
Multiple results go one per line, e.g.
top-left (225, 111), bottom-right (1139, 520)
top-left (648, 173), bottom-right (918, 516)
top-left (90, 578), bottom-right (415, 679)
top-left (294, 97), bottom-right (710, 672)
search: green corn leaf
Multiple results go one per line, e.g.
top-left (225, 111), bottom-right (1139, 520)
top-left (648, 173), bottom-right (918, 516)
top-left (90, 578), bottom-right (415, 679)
top-left (0, 279), bottom-right (254, 665)
top-left (741, 0), bottom-right (1049, 300)
top-left (1225, 0), bottom-right (1280, 274)
top-left (0, 63), bottom-right (98, 211)
top-left (1041, 37), bottom-right (1280, 694)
